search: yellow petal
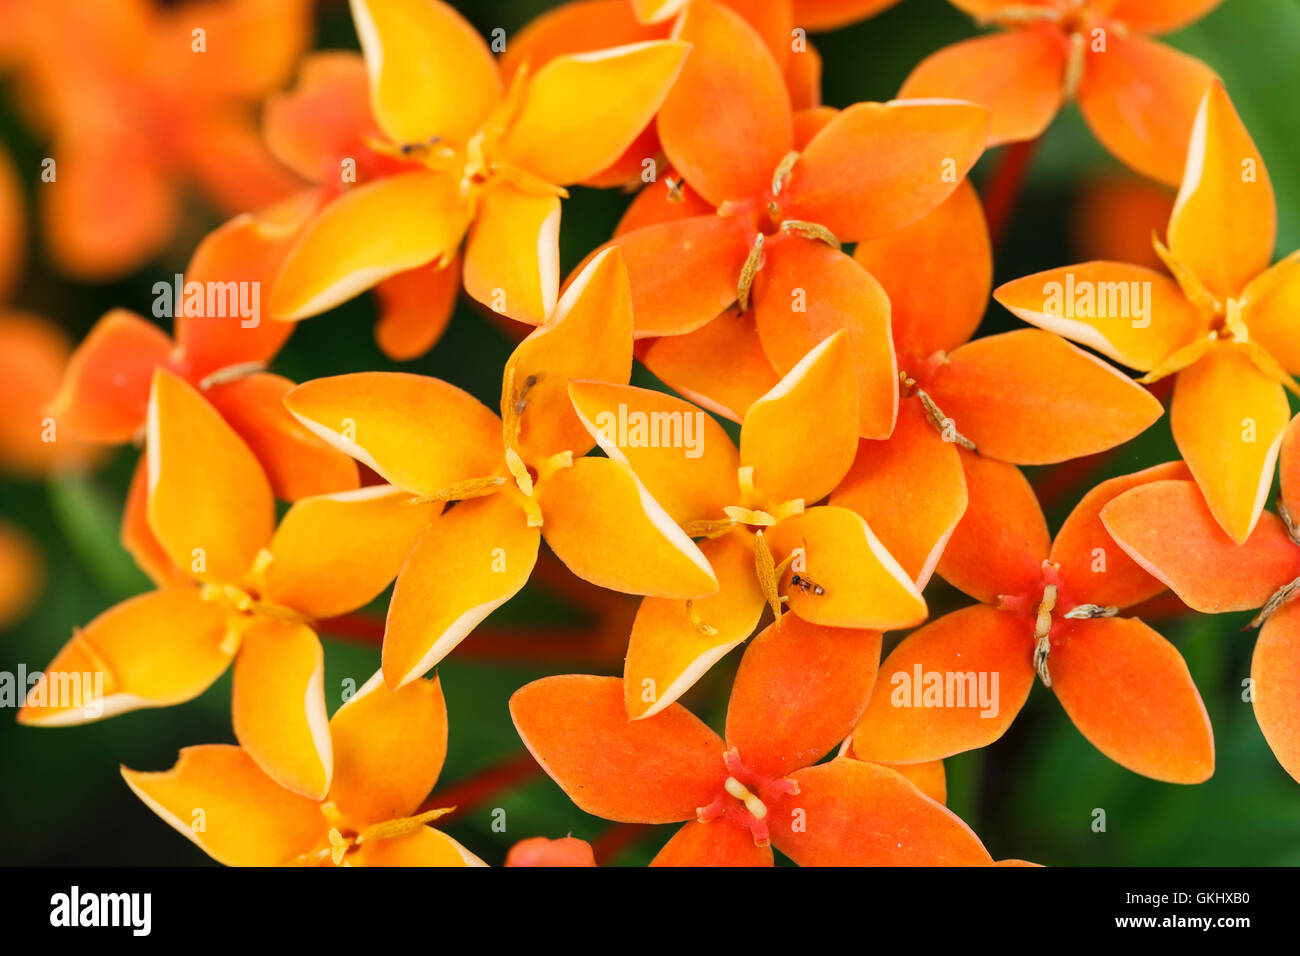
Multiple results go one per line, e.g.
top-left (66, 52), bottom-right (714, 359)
top-left (538, 456), bottom-right (718, 598)
top-left (271, 171), bottom-right (470, 320)
top-left (1243, 255), bottom-right (1300, 376)
top-left (768, 506), bottom-right (926, 629)
top-left (568, 379), bottom-right (740, 524)
top-left (18, 589), bottom-right (234, 726)
top-left (146, 369), bottom-right (274, 585)
top-left (1171, 342), bottom-right (1289, 543)
top-left (261, 485), bottom-right (441, 619)
top-left (499, 40), bottom-right (689, 185)
top-left (122, 745), bottom-right (328, 867)
top-left (383, 491), bottom-right (540, 687)
top-left (284, 371), bottom-right (505, 498)
top-left (740, 331), bottom-right (859, 506)
top-left (328, 672), bottom-right (448, 828)
top-left (350, 0), bottom-right (501, 144)
top-left (462, 181), bottom-right (561, 325)
top-left (232, 619), bottom-right (332, 799)
top-left (624, 531), bottom-right (767, 719)
top-left (1168, 82), bottom-right (1275, 302)
top-left (350, 826), bottom-right (487, 866)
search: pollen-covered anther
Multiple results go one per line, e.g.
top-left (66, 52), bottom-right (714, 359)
top-left (1062, 30), bottom-right (1086, 99)
top-left (780, 219), bottom-right (841, 252)
top-left (770, 150), bottom-right (800, 197)
top-left (737, 233), bottom-right (765, 313)
top-left (1245, 576), bottom-right (1300, 631)
top-left (977, 4), bottom-right (1062, 28)
top-left (1063, 603), bottom-right (1119, 620)
top-left (198, 360), bottom-right (267, 391)
top-left (914, 387), bottom-right (976, 452)
top-left (1033, 583), bottom-right (1058, 687)
top-left (406, 475), bottom-right (506, 505)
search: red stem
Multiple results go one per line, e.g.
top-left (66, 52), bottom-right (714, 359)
top-left (983, 137), bottom-right (1042, 249)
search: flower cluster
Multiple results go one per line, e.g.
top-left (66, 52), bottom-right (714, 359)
top-left (3, 0), bottom-right (1295, 867)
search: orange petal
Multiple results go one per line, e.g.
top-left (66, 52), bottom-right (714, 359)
top-left (623, 531), bottom-right (766, 719)
top-left (462, 181), bottom-right (560, 325)
top-left (739, 331), bottom-right (859, 504)
top-left (263, 51), bottom-right (378, 184)
top-left (350, 0), bottom-right (501, 145)
top-left (506, 835), bottom-right (598, 867)
top-left (261, 486), bottom-right (440, 620)
top-left (727, 614), bottom-right (881, 778)
top-left (1077, 34), bottom-right (1218, 188)
top-left (1243, 255), bottom-right (1300, 378)
top-left (49, 309), bottom-right (173, 444)
top-left (506, 248), bottom-right (634, 465)
top-left (1252, 601), bottom-right (1300, 784)
top-left (284, 371), bottom-right (505, 498)
top-left (373, 257), bottom-right (461, 361)
top-left (924, 328), bottom-right (1163, 464)
top-left (783, 39), bottom-right (821, 111)
top-left (174, 191), bottom-right (322, 381)
top-left (767, 506), bottom-right (928, 630)
top-left (650, 820), bottom-right (772, 866)
top-left (231, 618), bottom-right (332, 799)
top-left (1100, 479), bottom-right (1300, 613)
top-left (328, 672), bottom-right (447, 828)
top-left (0, 148), bottom-right (22, 299)
top-left (993, 262), bottom-right (1206, 372)
top-left (781, 99), bottom-right (989, 242)
top-left (1166, 82), bottom-right (1274, 301)
top-left (792, 0), bottom-right (902, 31)
top-left (614, 172), bottom-right (717, 235)
top-left (121, 455), bottom-right (186, 587)
top-left (1281, 414), bottom-right (1300, 521)
top-left (271, 171), bottom-right (469, 320)
top-left (510, 675), bottom-right (726, 823)
top-left (1049, 461), bottom-right (1190, 610)
top-left (657, 0), bottom-right (793, 207)
top-left (1108, 0), bottom-right (1225, 33)
top-left (752, 236), bottom-right (896, 438)
top-left (937, 452), bottom-right (1050, 605)
top-left (0, 519), bottom-right (39, 628)
top-left (502, 1), bottom-right (661, 81)
top-left (18, 589), bottom-right (234, 726)
top-left (538, 456), bottom-right (718, 598)
top-left (641, 309), bottom-right (779, 424)
top-left (1171, 342), bottom-right (1289, 543)
top-left (349, 826), bottom-right (486, 866)
top-left (146, 369), bottom-right (275, 584)
top-left (569, 380), bottom-right (740, 525)
top-left (611, 215), bottom-right (752, 336)
top-left (853, 605), bottom-right (1035, 764)
top-left (121, 745), bottom-right (328, 867)
top-left (770, 760), bottom-right (992, 865)
top-left (383, 491), bottom-right (539, 687)
top-left (1050, 616), bottom-right (1214, 783)
top-left (854, 179), bottom-right (991, 365)
top-left (204, 372), bottom-right (360, 501)
top-left (899, 27), bottom-right (1066, 146)
top-left (830, 399), bottom-right (968, 589)
top-left (499, 41), bottom-right (689, 186)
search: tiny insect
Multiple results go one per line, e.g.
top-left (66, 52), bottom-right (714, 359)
top-left (514, 374), bottom-right (540, 415)
top-left (789, 574), bottom-right (825, 596)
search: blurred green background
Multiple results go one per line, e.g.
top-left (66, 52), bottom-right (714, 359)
top-left (2, 0), bottom-right (1299, 866)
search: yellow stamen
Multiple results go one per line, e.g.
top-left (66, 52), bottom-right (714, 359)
top-left (686, 599), bottom-right (718, 636)
top-left (1033, 583), bottom-right (1057, 687)
top-left (724, 777), bottom-right (768, 819)
top-left (724, 504), bottom-right (776, 527)
top-left (1063, 30), bottom-right (1086, 100)
top-left (780, 219), bottom-right (841, 251)
top-left (737, 234), bottom-right (765, 313)
top-left (1137, 332), bottom-right (1215, 385)
top-left (753, 530), bottom-right (782, 621)
top-left (405, 476), bottom-right (506, 505)
top-left (537, 450), bottom-right (574, 483)
top-left (1153, 235), bottom-right (1222, 316)
top-left (681, 517), bottom-right (738, 538)
top-left (771, 150), bottom-right (800, 196)
top-left (505, 447), bottom-right (534, 497)
top-left (978, 4), bottom-right (1061, 27)
top-left (737, 465), bottom-right (757, 503)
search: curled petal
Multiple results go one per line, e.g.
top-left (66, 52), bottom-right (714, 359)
top-left (462, 182), bottom-right (560, 325)
top-left (510, 675), bottom-right (726, 824)
top-left (1171, 342), bottom-right (1289, 544)
top-left (121, 746), bottom-right (328, 867)
top-left (1050, 616), bottom-right (1214, 783)
top-left (924, 329), bottom-right (1163, 465)
top-left (373, 257), bottom-right (461, 361)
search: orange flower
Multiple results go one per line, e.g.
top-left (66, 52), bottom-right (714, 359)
top-left (1100, 415), bottom-right (1300, 783)
top-left (511, 616), bottom-right (994, 866)
top-left (854, 455), bottom-right (1215, 784)
top-left (267, 0), bottom-right (689, 330)
top-left (506, 836), bottom-right (597, 867)
top-left (285, 249), bottom-right (717, 690)
top-left (903, 0), bottom-right (1222, 185)
top-left (122, 673), bottom-right (485, 866)
top-left (996, 83), bottom-right (1297, 544)
top-left (569, 330), bottom-right (926, 719)
top-left (20, 370), bottom-right (434, 799)
top-left (604, 1), bottom-right (988, 439)
top-left (5, 0), bottom-right (310, 278)
top-left (504, 0), bottom-right (902, 185)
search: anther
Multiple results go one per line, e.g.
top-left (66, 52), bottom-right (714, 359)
top-left (771, 150), bottom-right (800, 197)
top-left (1245, 576), bottom-right (1300, 630)
top-left (1063, 604), bottom-right (1119, 620)
top-left (737, 234), bottom-right (765, 313)
top-left (1033, 583), bottom-right (1058, 687)
top-left (915, 388), bottom-right (977, 452)
top-left (780, 219), bottom-right (841, 251)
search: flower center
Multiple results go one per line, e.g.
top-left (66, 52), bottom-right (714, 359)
top-left (998, 560), bottom-right (1118, 687)
top-left (696, 749), bottom-right (799, 847)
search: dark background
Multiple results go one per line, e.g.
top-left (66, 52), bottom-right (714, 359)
top-left (2, 0), bottom-right (1299, 866)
